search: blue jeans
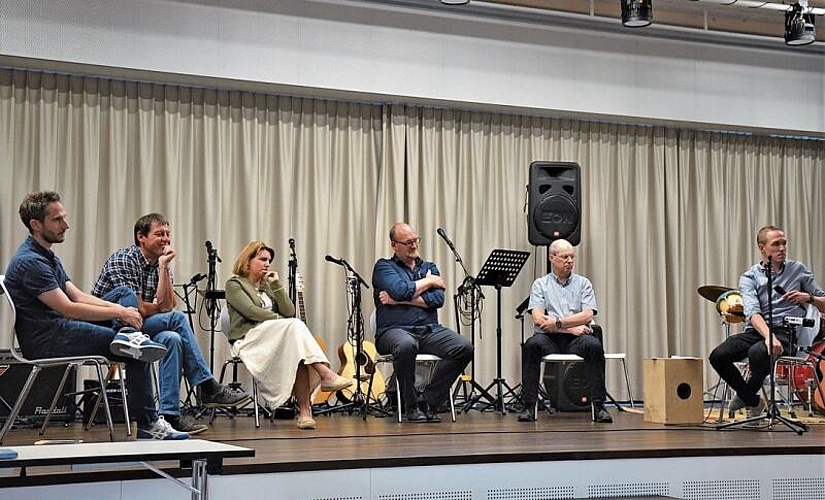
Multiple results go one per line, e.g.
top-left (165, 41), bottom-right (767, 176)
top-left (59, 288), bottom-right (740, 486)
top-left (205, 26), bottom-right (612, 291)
top-left (29, 286), bottom-right (157, 427)
top-left (141, 311), bottom-right (212, 416)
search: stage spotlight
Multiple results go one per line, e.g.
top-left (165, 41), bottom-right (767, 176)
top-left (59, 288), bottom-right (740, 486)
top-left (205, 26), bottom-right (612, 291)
top-left (785, 3), bottom-right (816, 46)
top-left (621, 0), bottom-right (653, 28)
top-left (440, 0), bottom-right (470, 5)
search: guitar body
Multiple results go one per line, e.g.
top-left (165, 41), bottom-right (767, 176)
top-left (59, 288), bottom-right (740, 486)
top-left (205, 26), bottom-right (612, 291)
top-left (336, 340), bottom-right (386, 404)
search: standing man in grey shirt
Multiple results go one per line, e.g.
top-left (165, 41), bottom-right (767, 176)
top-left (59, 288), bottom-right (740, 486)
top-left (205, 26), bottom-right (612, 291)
top-left (518, 239), bottom-right (612, 423)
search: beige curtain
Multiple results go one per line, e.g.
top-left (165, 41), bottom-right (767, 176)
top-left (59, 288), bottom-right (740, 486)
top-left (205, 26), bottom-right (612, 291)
top-left (2, 68), bottom-right (824, 401)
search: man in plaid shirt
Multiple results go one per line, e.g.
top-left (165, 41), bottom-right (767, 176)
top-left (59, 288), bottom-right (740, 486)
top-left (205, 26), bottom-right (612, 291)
top-left (93, 213), bottom-right (248, 434)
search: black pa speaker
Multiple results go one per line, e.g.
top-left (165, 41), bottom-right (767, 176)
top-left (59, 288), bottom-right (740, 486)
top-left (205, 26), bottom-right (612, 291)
top-left (0, 363), bottom-right (77, 424)
top-left (528, 161), bottom-right (581, 246)
top-left (543, 361), bottom-right (590, 412)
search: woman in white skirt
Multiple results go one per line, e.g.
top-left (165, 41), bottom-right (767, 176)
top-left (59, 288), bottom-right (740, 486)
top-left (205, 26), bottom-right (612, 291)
top-left (225, 240), bottom-right (352, 429)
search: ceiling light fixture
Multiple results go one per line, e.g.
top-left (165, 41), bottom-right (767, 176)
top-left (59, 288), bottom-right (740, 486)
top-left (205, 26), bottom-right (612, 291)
top-left (621, 0), bottom-right (653, 28)
top-left (785, 2), bottom-right (816, 46)
top-left (440, 0), bottom-right (470, 5)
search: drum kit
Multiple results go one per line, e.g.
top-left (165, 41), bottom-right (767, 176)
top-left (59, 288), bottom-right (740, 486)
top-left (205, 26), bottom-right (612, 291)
top-left (698, 284), bottom-right (825, 417)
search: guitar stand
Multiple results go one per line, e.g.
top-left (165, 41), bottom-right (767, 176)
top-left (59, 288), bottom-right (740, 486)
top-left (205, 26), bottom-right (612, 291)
top-left (463, 249), bottom-right (530, 415)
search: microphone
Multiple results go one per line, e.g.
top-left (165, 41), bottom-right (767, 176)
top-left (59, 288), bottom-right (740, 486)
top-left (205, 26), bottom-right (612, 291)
top-left (437, 227), bottom-right (456, 252)
top-left (289, 238), bottom-right (296, 250)
top-left (325, 254), bottom-right (345, 266)
top-left (205, 240), bottom-right (222, 262)
top-left (189, 273), bottom-right (207, 286)
top-left (774, 285), bottom-right (806, 312)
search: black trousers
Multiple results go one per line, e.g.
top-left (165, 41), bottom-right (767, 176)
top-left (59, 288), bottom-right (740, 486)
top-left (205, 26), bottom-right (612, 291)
top-left (375, 326), bottom-right (474, 411)
top-left (521, 330), bottom-right (607, 406)
top-left (708, 328), bottom-right (790, 407)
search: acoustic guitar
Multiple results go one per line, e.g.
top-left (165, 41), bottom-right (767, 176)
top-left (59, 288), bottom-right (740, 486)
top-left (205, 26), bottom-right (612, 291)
top-left (336, 336), bottom-right (386, 404)
top-left (294, 273), bottom-right (333, 405)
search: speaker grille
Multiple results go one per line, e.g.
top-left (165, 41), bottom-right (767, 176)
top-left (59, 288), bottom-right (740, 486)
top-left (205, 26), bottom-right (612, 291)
top-left (378, 491), bottom-right (472, 500)
top-left (772, 477), bottom-right (825, 499)
top-left (683, 479), bottom-right (760, 500)
top-left (488, 486), bottom-right (575, 499)
top-left (588, 482), bottom-right (669, 497)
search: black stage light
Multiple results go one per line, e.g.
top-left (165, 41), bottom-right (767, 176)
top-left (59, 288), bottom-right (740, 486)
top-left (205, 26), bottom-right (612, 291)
top-left (785, 3), bottom-right (816, 46)
top-left (621, 0), bottom-right (653, 28)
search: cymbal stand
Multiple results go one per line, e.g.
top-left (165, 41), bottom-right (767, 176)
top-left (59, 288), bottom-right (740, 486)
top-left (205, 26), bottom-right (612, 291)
top-left (704, 318), bottom-right (733, 423)
top-left (717, 256), bottom-right (807, 434)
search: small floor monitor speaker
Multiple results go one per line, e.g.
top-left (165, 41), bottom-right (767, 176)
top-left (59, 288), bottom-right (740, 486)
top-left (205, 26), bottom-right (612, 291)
top-left (543, 361), bottom-right (590, 412)
top-left (528, 161), bottom-right (581, 246)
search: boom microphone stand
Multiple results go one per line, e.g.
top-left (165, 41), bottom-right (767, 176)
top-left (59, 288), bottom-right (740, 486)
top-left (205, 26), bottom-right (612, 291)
top-left (316, 256), bottom-right (390, 418)
top-left (717, 256), bottom-right (807, 434)
top-left (435, 228), bottom-right (496, 411)
top-left (287, 238), bottom-right (297, 304)
top-left (203, 240), bottom-right (224, 373)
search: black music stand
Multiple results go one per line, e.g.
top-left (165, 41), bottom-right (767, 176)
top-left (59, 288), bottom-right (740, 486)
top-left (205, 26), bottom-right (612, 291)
top-left (468, 249), bottom-right (530, 414)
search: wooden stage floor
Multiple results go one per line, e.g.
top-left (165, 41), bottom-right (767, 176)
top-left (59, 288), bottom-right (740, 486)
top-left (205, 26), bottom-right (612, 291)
top-left (2, 404), bottom-right (825, 486)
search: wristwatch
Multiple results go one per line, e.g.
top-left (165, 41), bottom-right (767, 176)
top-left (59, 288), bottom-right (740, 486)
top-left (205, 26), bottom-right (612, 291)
top-left (556, 317), bottom-right (563, 330)
top-left (809, 293), bottom-right (815, 304)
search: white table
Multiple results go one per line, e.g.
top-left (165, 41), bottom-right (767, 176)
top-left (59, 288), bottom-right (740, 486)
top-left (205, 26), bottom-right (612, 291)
top-left (0, 439), bottom-right (254, 499)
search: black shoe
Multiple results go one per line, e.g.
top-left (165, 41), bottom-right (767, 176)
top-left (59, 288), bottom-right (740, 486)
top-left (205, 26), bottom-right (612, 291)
top-left (406, 407), bottom-right (430, 423)
top-left (419, 401), bottom-right (442, 423)
top-left (199, 385), bottom-right (251, 408)
top-left (517, 406), bottom-right (537, 422)
top-left (593, 404), bottom-right (613, 423)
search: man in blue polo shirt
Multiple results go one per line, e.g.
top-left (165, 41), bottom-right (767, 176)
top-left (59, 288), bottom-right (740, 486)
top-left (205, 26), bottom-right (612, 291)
top-left (372, 222), bottom-right (474, 423)
top-left (4, 191), bottom-right (188, 440)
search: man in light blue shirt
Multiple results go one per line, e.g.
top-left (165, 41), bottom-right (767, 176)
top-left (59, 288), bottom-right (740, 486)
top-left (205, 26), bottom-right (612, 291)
top-left (518, 239), bottom-right (611, 423)
top-left (710, 225), bottom-right (825, 423)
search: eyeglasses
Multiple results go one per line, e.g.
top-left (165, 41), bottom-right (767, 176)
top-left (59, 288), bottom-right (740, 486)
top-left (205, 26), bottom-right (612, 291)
top-left (553, 254), bottom-right (576, 261)
top-left (393, 237), bottom-right (421, 248)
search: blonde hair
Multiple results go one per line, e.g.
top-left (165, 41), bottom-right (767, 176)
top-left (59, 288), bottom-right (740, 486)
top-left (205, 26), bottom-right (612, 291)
top-left (232, 240), bottom-right (275, 277)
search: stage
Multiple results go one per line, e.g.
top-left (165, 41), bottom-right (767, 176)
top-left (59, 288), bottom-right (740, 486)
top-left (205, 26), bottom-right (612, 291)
top-left (1, 404), bottom-right (824, 499)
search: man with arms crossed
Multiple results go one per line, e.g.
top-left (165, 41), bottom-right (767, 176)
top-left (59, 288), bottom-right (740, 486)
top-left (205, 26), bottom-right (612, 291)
top-left (372, 222), bottom-right (474, 423)
top-left (519, 239), bottom-right (612, 424)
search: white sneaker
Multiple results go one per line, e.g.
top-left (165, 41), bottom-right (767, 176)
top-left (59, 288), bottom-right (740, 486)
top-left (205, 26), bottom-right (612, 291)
top-left (137, 416), bottom-right (190, 440)
top-left (742, 397), bottom-right (767, 428)
top-left (110, 328), bottom-right (167, 362)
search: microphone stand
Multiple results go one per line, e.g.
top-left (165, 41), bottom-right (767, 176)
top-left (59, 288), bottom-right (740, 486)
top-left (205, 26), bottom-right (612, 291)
top-left (437, 229), bottom-right (495, 411)
top-left (204, 242), bottom-right (223, 374)
top-left (718, 256), bottom-right (806, 434)
top-left (287, 239), bottom-right (297, 304)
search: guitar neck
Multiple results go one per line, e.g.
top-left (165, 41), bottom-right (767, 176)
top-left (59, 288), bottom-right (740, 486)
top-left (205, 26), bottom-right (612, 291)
top-left (297, 290), bottom-right (307, 324)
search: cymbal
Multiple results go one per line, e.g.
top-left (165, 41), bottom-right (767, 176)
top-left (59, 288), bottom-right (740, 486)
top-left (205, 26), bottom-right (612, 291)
top-left (697, 285), bottom-right (735, 303)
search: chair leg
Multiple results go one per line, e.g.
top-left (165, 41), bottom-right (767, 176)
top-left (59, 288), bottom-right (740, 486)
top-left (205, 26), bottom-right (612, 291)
top-left (0, 366), bottom-right (41, 445)
top-left (620, 358), bottom-right (635, 408)
top-left (116, 364), bottom-right (131, 436)
top-left (396, 377), bottom-right (403, 423)
top-left (94, 362), bottom-right (117, 442)
top-left (252, 380), bottom-right (261, 428)
top-left (365, 369), bottom-right (377, 422)
top-left (448, 379), bottom-right (457, 422)
top-left (39, 363), bottom-right (74, 436)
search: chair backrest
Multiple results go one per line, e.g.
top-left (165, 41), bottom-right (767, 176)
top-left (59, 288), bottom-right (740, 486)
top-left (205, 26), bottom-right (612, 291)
top-left (0, 274), bottom-right (28, 364)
